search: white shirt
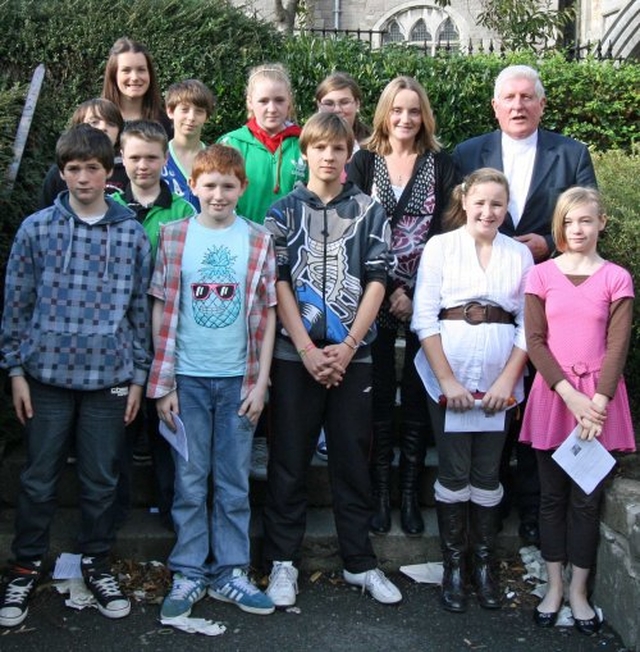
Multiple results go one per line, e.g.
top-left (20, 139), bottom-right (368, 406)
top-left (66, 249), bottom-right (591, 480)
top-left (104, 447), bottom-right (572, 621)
top-left (411, 226), bottom-right (533, 403)
top-left (501, 131), bottom-right (537, 228)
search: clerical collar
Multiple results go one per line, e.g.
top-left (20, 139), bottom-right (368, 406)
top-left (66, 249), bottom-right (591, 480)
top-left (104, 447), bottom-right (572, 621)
top-left (501, 130), bottom-right (538, 150)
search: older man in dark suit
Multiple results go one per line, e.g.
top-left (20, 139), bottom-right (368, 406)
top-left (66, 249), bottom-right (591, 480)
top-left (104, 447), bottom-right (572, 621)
top-left (453, 64), bottom-right (596, 262)
top-left (452, 64), bottom-right (597, 544)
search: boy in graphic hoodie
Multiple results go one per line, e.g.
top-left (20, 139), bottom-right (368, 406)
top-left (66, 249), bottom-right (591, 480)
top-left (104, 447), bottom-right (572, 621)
top-left (0, 124), bottom-right (152, 627)
top-left (262, 112), bottom-right (402, 608)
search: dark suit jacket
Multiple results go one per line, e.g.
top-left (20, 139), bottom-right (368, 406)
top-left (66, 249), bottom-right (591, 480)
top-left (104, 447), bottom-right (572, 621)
top-left (452, 129), bottom-right (597, 257)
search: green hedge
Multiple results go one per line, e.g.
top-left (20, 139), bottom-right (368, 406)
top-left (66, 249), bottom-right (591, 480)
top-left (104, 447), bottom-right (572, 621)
top-left (1, 1), bottom-right (638, 220)
top-left (0, 0), bottom-right (638, 429)
top-left (594, 151), bottom-right (640, 426)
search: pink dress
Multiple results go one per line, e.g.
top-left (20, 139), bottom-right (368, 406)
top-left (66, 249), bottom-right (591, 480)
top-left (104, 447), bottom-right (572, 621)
top-left (520, 260), bottom-right (636, 452)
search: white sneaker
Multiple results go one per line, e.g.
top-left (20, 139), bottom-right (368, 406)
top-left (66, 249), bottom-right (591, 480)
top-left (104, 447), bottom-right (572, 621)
top-left (343, 568), bottom-right (402, 604)
top-left (266, 561), bottom-right (298, 607)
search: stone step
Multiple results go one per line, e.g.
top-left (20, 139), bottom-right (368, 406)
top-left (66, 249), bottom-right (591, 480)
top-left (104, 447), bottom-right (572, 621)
top-left (0, 445), bottom-right (440, 509)
top-left (0, 506), bottom-right (522, 572)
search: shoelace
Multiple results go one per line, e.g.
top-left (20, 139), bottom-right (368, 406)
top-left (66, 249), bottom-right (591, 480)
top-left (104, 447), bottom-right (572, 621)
top-left (89, 574), bottom-right (123, 598)
top-left (228, 574), bottom-right (259, 595)
top-left (4, 576), bottom-right (35, 603)
top-left (356, 569), bottom-right (386, 595)
top-left (271, 566), bottom-right (297, 590)
top-left (170, 578), bottom-right (202, 600)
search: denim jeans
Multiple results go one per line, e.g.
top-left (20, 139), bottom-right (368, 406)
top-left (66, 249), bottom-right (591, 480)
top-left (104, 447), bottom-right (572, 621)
top-left (12, 377), bottom-right (128, 561)
top-left (168, 375), bottom-right (254, 585)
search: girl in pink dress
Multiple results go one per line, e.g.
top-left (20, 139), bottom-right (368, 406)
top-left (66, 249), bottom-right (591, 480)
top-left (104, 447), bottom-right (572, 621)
top-left (520, 187), bottom-right (635, 635)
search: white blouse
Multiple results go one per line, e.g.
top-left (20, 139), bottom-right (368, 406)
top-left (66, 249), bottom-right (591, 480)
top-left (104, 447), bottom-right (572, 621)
top-left (411, 226), bottom-right (533, 403)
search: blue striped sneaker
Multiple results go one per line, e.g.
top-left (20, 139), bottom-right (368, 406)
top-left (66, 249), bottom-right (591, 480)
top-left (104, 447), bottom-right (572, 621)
top-left (208, 569), bottom-right (275, 615)
top-left (160, 574), bottom-right (206, 620)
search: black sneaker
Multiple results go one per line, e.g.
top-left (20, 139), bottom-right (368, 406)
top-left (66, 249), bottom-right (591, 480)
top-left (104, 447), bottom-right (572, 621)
top-left (81, 556), bottom-right (130, 619)
top-left (0, 561), bottom-right (42, 628)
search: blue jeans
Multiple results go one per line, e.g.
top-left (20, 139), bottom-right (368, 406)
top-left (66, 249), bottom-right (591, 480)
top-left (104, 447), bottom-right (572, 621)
top-left (12, 377), bottom-right (128, 561)
top-left (168, 375), bottom-right (254, 585)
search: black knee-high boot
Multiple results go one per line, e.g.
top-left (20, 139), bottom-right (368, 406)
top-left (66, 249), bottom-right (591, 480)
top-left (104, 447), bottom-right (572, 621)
top-left (436, 501), bottom-right (468, 612)
top-left (399, 421), bottom-right (426, 535)
top-left (470, 502), bottom-right (502, 609)
top-left (370, 421), bottom-right (394, 534)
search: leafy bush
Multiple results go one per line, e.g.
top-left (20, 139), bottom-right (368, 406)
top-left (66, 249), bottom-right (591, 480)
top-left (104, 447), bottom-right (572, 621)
top-left (0, 4), bottom-right (638, 435)
top-left (1, 2), bottom-right (638, 219)
top-left (594, 151), bottom-right (640, 426)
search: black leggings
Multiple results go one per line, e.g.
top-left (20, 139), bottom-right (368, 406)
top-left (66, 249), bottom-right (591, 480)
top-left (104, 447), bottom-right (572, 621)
top-left (536, 449), bottom-right (607, 569)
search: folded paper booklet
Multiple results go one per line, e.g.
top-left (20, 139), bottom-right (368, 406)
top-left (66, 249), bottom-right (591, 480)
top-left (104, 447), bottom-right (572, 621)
top-left (551, 425), bottom-right (616, 495)
top-left (159, 412), bottom-right (189, 462)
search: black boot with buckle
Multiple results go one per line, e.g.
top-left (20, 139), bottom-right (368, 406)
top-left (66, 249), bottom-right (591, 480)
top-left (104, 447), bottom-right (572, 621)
top-left (436, 501), bottom-right (469, 612)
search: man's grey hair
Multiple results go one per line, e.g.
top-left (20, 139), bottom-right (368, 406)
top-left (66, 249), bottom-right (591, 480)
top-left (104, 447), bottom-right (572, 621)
top-left (494, 65), bottom-right (546, 100)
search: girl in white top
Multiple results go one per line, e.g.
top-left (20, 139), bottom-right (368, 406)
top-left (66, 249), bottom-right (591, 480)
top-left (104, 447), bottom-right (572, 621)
top-left (411, 167), bottom-right (533, 614)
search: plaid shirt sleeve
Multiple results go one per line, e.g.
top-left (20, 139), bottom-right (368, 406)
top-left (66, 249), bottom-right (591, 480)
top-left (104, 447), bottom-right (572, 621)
top-left (146, 220), bottom-right (188, 398)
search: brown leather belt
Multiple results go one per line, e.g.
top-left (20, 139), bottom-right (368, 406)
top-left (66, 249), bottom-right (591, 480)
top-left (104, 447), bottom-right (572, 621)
top-left (439, 301), bottom-right (515, 325)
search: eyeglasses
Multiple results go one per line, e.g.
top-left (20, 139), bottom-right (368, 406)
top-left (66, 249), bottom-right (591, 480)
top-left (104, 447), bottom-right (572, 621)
top-left (191, 282), bottom-right (238, 301)
top-left (319, 99), bottom-right (355, 109)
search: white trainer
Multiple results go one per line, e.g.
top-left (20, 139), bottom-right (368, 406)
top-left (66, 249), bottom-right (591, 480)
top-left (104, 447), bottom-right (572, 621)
top-left (343, 568), bottom-right (402, 604)
top-left (266, 561), bottom-right (298, 607)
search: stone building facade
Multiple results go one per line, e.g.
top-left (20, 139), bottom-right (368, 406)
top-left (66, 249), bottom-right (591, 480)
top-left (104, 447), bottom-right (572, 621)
top-left (232, 0), bottom-right (639, 59)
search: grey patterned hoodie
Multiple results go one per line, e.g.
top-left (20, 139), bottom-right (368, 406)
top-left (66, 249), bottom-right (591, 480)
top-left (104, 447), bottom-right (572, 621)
top-left (1, 191), bottom-right (152, 389)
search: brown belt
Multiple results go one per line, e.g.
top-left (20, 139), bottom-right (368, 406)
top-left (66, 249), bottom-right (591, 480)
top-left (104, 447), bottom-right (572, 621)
top-left (439, 302), bottom-right (515, 325)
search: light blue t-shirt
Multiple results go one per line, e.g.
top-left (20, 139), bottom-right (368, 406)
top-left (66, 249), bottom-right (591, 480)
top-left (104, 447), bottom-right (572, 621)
top-left (175, 215), bottom-right (248, 377)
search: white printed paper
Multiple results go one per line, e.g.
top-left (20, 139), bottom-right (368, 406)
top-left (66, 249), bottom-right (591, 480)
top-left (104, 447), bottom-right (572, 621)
top-left (414, 349), bottom-right (506, 432)
top-left (159, 412), bottom-right (189, 461)
top-left (551, 425), bottom-right (616, 494)
top-left (444, 401), bottom-right (506, 433)
top-left (52, 552), bottom-right (83, 579)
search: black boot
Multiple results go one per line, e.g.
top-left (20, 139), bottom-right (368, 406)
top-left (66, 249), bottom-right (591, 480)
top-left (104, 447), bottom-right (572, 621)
top-left (470, 502), bottom-right (502, 609)
top-left (436, 501), bottom-right (468, 613)
top-left (399, 421), bottom-right (426, 536)
top-left (370, 421), bottom-right (394, 534)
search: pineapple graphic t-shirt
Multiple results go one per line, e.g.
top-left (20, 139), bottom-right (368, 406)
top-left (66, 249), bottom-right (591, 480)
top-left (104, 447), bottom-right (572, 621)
top-left (175, 215), bottom-right (248, 377)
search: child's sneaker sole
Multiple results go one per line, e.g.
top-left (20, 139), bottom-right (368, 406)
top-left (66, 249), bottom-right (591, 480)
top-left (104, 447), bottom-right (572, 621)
top-left (0, 605), bottom-right (29, 627)
top-left (95, 597), bottom-right (131, 619)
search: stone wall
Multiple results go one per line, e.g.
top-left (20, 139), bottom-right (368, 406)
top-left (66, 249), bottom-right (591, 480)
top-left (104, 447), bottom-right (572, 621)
top-left (595, 468), bottom-right (640, 651)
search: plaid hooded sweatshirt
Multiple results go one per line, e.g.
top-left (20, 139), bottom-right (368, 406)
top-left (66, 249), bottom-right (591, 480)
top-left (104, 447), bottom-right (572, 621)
top-left (1, 192), bottom-right (152, 389)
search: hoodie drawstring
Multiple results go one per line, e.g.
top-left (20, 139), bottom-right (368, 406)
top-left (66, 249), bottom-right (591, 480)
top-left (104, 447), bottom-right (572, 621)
top-left (63, 217), bottom-right (75, 273)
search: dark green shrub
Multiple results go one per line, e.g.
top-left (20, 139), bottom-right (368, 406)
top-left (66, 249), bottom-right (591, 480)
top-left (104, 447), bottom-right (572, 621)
top-left (0, 8), bottom-right (639, 436)
top-left (594, 151), bottom-right (640, 427)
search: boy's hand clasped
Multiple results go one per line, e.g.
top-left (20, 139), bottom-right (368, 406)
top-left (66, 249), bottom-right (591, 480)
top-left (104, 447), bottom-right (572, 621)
top-left (303, 345), bottom-right (352, 387)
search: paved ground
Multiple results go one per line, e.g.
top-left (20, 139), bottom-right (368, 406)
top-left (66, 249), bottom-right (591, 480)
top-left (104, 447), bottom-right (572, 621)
top-left (0, 567), bottom-right (629, 652)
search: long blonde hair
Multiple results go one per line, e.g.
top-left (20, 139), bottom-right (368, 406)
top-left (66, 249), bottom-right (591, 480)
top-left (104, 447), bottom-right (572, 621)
top-left (365, 76), bottom-right (440, 156)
